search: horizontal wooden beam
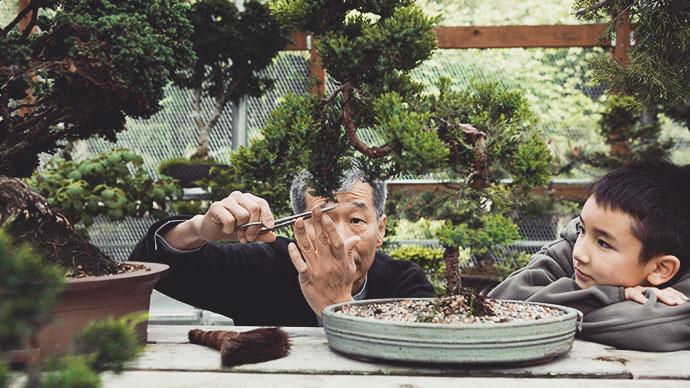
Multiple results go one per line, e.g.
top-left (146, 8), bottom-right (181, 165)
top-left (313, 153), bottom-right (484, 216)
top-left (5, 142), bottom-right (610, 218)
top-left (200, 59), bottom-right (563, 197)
top-left (435, 24), bottom-right (611, 49)
top-left (284, 25), bottom-right (616, 51)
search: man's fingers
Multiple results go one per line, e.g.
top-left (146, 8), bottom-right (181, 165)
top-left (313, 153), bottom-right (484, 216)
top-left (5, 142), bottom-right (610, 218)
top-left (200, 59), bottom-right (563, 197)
top-left (231, 192), bottom-right (263, 242)
top-left (256, 231), bottom-right (277, 243)
top-left (311, 206), bottom-right (329, 247)
top-left (288, 242), bottom-right (308, 274)
top-left (247, 193), bottom-right (274, 229)
top-left (293, 219), bottom-right (315, 262)
top-left (321, 214), bottom-right (343, 253)
top-left (208, 203), bottom-right (237, 238)
top-left (344, 235), bottom-right (361, 252)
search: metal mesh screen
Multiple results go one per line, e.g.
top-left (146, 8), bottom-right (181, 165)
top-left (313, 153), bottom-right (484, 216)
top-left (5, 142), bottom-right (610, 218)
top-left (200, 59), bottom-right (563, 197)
top-left (70, 51), bottom-right (311, 178)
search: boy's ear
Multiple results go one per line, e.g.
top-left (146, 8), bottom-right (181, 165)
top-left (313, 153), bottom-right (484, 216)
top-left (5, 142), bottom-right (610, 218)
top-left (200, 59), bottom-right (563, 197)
top-left (646, 255), bottom-right (681, 286)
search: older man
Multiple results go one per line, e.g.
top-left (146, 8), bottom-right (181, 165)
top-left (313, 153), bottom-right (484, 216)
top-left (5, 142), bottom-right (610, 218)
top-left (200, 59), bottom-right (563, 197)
top-left (129, 165), bottom-right (434, 326)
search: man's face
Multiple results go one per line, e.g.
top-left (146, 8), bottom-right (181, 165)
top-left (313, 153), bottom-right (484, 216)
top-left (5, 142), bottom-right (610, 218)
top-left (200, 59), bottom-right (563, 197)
top-left (572, 196), bottom-right (654, 289)
top-left (304, 180), bottom-right (386, 293)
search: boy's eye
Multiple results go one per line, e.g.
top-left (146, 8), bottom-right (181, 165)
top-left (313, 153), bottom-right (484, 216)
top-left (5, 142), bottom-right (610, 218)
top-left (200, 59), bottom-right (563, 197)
top-left (597, 239), bottom-right (612, 249)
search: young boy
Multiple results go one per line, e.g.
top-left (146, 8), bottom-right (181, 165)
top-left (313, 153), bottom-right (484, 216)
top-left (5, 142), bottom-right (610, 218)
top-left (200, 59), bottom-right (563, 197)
top-left (488, 160), bottom-right (690, 351)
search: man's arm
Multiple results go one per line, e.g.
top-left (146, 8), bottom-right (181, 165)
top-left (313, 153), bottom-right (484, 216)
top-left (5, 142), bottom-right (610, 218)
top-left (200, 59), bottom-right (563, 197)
top-left (161, 191), bottom-right (276, 250)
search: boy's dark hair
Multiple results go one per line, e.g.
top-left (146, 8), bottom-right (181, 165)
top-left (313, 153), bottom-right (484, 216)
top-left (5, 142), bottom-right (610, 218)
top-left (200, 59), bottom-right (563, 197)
top-left (586, 160), bottom-right (690, 284)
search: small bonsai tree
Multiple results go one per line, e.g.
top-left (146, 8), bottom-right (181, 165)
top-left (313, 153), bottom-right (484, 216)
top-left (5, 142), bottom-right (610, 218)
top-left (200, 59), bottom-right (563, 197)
top-left (0, 0), bottom-right (194, 275)
top-left (222, 0), bottom-right (552, 296)
top-left (568, 95), bottom-right (674, 171)
top-left (172, 0), bottom-right (291, 160)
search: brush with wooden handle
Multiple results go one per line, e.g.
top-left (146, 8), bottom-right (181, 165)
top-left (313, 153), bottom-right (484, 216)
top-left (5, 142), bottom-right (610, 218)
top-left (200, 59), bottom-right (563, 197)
top-left (188, 327), bottom-right (291, 367)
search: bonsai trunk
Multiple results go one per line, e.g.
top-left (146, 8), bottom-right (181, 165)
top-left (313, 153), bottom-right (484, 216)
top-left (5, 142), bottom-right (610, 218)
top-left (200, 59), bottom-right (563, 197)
top-left (0, 176), bottom-right (118, 276)
top-left (443, 246), bottom-right (462, 296)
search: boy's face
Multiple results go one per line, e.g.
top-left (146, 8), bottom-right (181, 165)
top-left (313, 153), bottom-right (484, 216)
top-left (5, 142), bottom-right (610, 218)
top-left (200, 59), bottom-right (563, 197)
top-left (572, 195), bottom-right (655, 289)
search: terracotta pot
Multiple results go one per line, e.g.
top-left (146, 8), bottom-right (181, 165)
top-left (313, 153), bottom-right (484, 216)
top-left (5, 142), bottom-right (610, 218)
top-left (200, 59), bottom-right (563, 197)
top-left (36, 262), bottom-right (169, 355)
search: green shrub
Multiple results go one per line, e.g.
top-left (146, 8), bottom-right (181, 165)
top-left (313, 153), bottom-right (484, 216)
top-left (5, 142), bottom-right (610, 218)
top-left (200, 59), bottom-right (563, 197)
top-left (26, 149), bottom-right (182, 229)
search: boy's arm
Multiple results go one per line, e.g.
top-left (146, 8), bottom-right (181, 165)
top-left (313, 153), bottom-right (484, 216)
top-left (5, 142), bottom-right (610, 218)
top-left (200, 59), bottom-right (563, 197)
top-left (581, 276), bottom-right (690, 351)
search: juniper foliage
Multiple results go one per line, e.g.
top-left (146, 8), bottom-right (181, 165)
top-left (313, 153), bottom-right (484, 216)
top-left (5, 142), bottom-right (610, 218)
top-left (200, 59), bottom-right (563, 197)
top-left (573, 0), bottom-right (690, 115)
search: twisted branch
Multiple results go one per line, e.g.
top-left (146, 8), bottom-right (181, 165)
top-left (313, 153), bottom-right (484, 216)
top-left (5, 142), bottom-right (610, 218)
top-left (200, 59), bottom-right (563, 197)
top-left (341, 82), bottom-right (391, 158)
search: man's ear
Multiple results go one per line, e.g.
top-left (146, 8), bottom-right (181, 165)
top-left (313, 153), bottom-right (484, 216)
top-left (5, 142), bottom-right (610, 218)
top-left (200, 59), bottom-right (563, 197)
top-left (646, 255), bottom-right (681, 286)
top-left (376, 214), bottom-right (387, 248)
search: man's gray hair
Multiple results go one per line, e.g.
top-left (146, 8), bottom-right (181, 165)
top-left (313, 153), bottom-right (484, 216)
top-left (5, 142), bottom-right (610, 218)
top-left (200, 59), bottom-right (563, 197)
top-left (290, 165), bottom-right (387, 219)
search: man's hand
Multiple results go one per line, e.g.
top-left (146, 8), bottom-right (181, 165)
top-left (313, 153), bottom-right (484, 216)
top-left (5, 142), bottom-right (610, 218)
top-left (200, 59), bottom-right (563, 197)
top-left (287, 206), bottom-right (361, 317)
top-left (624, 286), bottom-right (689, 305)
top-left (162, 191), bottom-right (275, 250)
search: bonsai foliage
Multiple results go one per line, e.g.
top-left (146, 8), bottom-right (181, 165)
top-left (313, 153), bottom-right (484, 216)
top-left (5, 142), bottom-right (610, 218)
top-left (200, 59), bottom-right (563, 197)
top-left (173, 0), bottom-right (291, 160)
top-left (0, 231), bottom-right (63, 353)
top-left (0, 0), bottom-right (195, 178)
top-left (25, 149), bottom-right (183, 229)
top-left (0, 0), bottom-right (194, 276)
top-left (574, 95), bottom-right (673, 170)
top-left (573, 0), bottom-right (690, 123)
top-left (223, 1), bottom-right (552, 295)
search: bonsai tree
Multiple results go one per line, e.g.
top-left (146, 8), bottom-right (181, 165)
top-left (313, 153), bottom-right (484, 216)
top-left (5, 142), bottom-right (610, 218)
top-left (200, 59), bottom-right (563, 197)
top-left (562, 95), bottom-right (674, 172)
top-left (172, 0), bottom-right (291, 161)
top-left (221, 0), bottom-right (552, 296)
top-left (0, 0), bottom-right (194, 275)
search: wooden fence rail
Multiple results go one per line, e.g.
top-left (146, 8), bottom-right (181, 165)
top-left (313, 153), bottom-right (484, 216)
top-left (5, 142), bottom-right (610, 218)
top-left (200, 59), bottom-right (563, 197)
top-left (283, 22), bottom-right (632, 94)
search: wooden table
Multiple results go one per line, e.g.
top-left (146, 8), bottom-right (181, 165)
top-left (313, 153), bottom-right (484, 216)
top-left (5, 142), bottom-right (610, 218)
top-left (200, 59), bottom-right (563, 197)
top-left (101, 325), bottom-right (690, 387)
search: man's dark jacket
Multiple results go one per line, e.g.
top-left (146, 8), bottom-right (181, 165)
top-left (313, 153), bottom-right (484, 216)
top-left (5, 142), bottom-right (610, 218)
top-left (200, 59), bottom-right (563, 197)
top-left (129, 216), bottom-right (435, 326)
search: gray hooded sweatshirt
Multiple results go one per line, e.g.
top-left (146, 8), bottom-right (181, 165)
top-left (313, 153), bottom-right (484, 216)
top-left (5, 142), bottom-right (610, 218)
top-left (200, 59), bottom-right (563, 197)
top-left (487, 218), bottom-right (690, 351)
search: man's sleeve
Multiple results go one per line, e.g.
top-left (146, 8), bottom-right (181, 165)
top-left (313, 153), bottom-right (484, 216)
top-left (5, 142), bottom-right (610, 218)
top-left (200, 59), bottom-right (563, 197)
top-left (127, 216), bottom-right (286, 320)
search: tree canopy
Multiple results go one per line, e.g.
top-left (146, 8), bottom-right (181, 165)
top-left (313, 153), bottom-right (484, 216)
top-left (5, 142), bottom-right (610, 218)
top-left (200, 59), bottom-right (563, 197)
top-left (0, 0), bottom-right (195, 177)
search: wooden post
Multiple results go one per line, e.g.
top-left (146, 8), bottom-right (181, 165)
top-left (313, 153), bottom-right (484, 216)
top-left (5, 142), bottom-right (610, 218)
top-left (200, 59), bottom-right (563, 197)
top-left (611, 11), bottom-right (631, 67)
top-left (609, 10), bottom-right (632, 156)
top-left (309, 34), bottom-right (327, 95)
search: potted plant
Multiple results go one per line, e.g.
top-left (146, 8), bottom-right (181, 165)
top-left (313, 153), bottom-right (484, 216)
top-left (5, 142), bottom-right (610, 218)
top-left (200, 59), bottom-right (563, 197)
top-left (0, 231), bottom-right (144, 387)
top-left (0, 0), bottom-right (194, 354)
top-left (159, 0), bottom-right (291, 184)
top-left (218, 0), bottom-right (576, 363)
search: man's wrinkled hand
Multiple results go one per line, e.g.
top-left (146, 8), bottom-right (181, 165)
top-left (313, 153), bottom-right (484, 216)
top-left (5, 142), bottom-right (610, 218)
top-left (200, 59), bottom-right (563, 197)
top-left (287, 206), bottom-right (360, 317)
top-left (198, 191), bottom-right (275, 244)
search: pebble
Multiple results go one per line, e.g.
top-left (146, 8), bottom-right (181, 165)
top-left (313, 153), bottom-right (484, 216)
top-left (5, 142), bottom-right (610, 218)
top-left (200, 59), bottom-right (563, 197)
top-left (336, 296), bottom-right (565, 324)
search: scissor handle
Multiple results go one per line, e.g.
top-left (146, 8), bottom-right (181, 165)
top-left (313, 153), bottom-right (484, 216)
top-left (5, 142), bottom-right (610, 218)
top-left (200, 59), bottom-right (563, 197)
top-left (233, 205), bottom-right (339, 235)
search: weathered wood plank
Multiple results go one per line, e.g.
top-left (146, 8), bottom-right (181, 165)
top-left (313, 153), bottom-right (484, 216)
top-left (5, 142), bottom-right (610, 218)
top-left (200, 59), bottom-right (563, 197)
top-left (435, 25), bottom-right (611, 49)
top-left (141, 326), bottom-right (690, 380)
top-left (285, 25), bottom-right (615, 51)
